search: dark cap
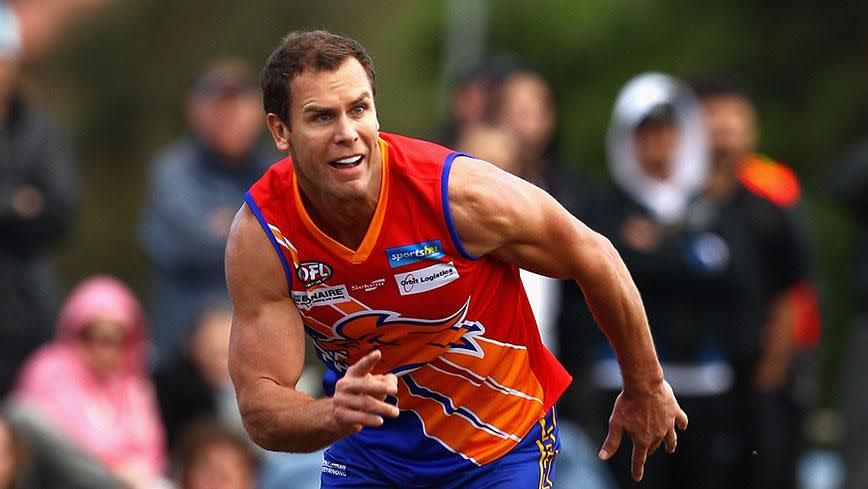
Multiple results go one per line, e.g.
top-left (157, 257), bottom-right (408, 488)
top-left (636, 102), bottom-right (677, 130)
top-left (191, 58), bottom-right (257, 100)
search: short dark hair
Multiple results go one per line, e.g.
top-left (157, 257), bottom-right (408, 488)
top-left (636, 102), bottom-right (677, 131)
top-left (175, 419), bottom-right (260, 485)
top-left (191, 57), bottom-right (257, 101)
top-left (261, 30), bottom-right (376, 123)
top-left (689, 74), bottom-right (751, 103)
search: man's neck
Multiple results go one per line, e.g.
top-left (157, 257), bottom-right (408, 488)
top-left (297, 149), bottom-right (383, 251)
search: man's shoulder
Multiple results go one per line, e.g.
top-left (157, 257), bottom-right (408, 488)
top-left (737, 154), bottom-right (800, 208)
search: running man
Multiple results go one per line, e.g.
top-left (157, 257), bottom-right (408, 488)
top-left (226, 30), bottom-right (687, 488)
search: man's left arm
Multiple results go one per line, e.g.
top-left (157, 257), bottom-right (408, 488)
top-left (755, 202), bottom-right (815, 390)
top-left (448, 156), bottom-right (687, 482)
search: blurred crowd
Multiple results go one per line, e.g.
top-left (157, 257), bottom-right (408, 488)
top-left (0, 2), bottom-right (865, 489)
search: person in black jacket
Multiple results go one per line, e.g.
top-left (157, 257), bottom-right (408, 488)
top-left (693, 77), bottom-right (814, 489)
top-left (593, 72), bottom-right (778, 489)
top-left (0, 49), bottom-right (77, 397)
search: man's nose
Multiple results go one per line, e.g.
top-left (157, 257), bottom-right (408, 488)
top-left (333, 113), bottom-right (359, 144)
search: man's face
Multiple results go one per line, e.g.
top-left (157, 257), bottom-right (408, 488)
top-left (633, 123), bottom-right (680, 181)
top-left (186, 444), bottom-right (254, 489)
top-left (702, 95), bottom-right (756, 168)
top-left (496, 73), bottom-right (555, 157)
top-left (274, 58), bottom-right (380, 202)
top-left (190, 89), bottom-right (262, 162)
top-left (189, 308), bottom-right (232, 387)
top-left (452, 77), bottom-right (487, 126)
top-left (77, 319), bottom-right (127, 378)
top-left (456, 125), bottom-right (520, 175)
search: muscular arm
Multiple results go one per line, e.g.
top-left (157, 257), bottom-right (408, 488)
top-left (226, 204), bottom-right (397, 452)
top-left (451, 156), bottom-right (662, 392)
top-left (449, 156), bottom-right (686, 480)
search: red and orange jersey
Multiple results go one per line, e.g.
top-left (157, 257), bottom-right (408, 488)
top-left (245, 132), bottom-right (572, 469)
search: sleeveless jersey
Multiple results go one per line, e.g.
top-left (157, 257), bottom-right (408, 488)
top-left (245, 132), bottom-right (572, 476)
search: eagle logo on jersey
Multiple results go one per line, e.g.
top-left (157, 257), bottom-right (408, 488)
top-left (312, 299), bottom-right (483, 375)
top-left (301, 296), bottom-right (547, 466)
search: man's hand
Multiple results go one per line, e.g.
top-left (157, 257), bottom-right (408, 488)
top-left (332, 350), bottom-right (400, 433)
top-left (598, 379), bottom-right (688, 482)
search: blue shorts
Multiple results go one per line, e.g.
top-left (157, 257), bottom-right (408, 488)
top-left (320, 409), bottom-right (560, 489)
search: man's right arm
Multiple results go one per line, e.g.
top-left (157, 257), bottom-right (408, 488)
top-left (225, 204), bottom-right (399, 452)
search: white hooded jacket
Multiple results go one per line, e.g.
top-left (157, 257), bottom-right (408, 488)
top-left (607, 72), bottom-right (709, 225)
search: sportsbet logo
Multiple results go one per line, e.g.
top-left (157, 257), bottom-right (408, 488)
top-left (385, 240), bottom-right (445, 268)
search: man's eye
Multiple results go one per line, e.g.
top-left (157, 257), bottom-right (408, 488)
top-left (315, 113), bottom-right (332, 122)
top-left (351, 105), bottom-right (366, 114)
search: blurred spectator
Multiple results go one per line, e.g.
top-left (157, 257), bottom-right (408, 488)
top-left (432, 64), bottom-right (492, 147)
top-left (0, 41), bottom-right (77, 396)
top-left (138, 58), bottom-right (274, 366)
top-left (174, 419), bottom-right (259, 489)
top-left (12, 276), bottom-right (167, 489)
top-left (595, 72), bottom-right (746, 489)
top-left (693, 76), bottom-right (816, 489)
top-left (455, 122), bottom-right (520, 173)
top-left (0, 413), bottom-right (26, 489)
top-left (2, 0), bottom-right (113, 61)
top-left (490, 66), bottom-right (596, 216)
top-left (153, 303), bottom-right (242, 451)
top-left (691, 75), bottom-right (822, 352)
top-left (5, 400), bottom-right (128, 489)
top-left (829, 136), bottom-right (868, 489)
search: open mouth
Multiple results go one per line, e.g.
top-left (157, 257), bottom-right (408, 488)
top-left (329, 155), bottom-right (364, 169)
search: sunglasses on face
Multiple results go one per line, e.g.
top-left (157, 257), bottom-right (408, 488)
top-left (79, 325), bottom-right (126, 347)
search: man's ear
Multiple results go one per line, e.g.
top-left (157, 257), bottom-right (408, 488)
top-left (266, 113), bottom-right (292, 153)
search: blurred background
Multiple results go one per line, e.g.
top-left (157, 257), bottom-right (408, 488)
top-left (43, 0), bottom-right (864, 410)
top-left (4, 1), bottom-right (868, 488)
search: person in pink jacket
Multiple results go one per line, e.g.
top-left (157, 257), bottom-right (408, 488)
top-left (13, 275), bottom-right (167, 489)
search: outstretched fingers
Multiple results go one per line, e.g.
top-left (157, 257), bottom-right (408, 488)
top-left (676, 408), bottom-right (689, 431)
top-left (598, 419), bottom-right (623, 461)
top-left (332, 350), bottom-right (402, 432)
top-left (664, 427), bottom-right (678, 454)
top-left (632, 442), bottom-right (648, 482)
top-left (346, 350), bottom-right (382, 378)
